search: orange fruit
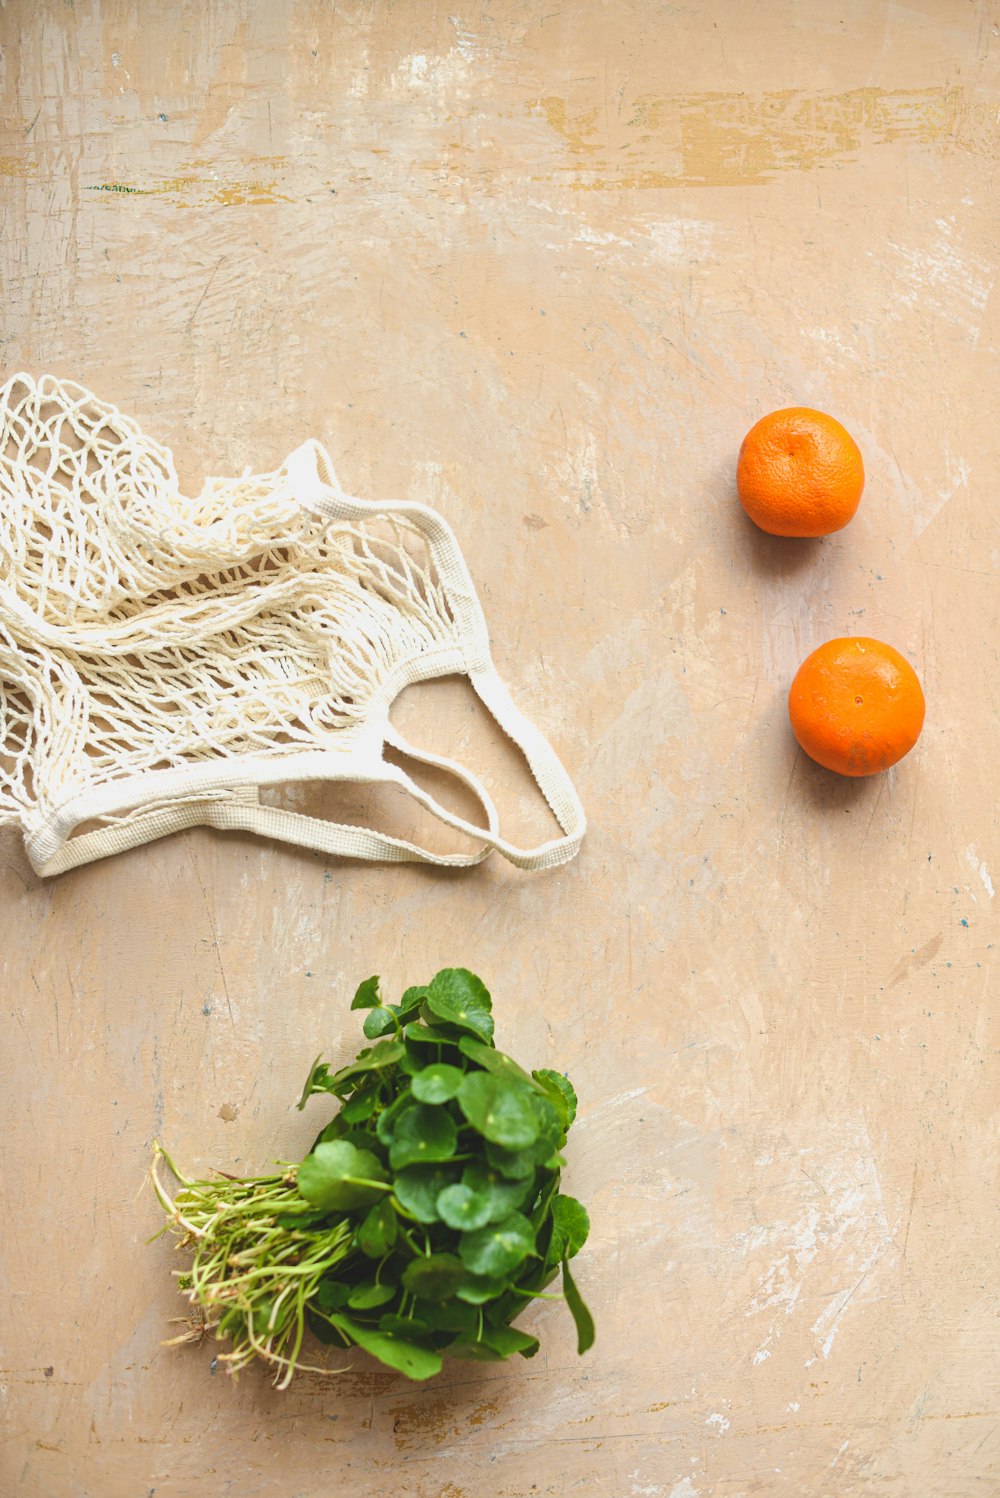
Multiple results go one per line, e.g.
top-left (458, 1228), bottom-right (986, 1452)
top-left (788, 637), bottom-right (925, 777)
top-left (737, 407), bottom-right (864, 537)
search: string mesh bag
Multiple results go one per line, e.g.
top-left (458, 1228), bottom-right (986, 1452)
top-left (0, 373), bottom-right (586, 878)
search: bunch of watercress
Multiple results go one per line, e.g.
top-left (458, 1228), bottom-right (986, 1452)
top-left (152, 968), bottom-right (594, 1385)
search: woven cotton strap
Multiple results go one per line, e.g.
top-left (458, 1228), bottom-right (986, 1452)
top-left (291, 442), bottom-right (587, 873)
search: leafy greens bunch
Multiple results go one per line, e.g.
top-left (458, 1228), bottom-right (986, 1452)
top-left (152, 968), bottom-right (593, 1385)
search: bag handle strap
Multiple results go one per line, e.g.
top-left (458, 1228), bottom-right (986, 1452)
top-left (289, 442), bottom-right (587, 871)
top-left (31, 765), bottom-right (500, 878)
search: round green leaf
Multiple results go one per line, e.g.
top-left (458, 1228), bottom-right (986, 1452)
top-left (393, 1163), bottom-right (458, 1223)
top-left (378, 1313), bottom-right (430, 1337)
top-left (411, 1298), bottom-right (478, 1334)
top-left (522, 1092), bottom-right (564, 1164)
top-left (463, 1324), bottom-right (540, 1360)
top-left (347, 1281), bottom-right (396, 1309)
top-left (424, 969), bottom-right (494, 1042)
top-left (356, 1197), bottom-right (398, 1257)
top-left (405, 1022), bottom-right (463, 1046)
top-left (375, 1090), bottom-right (412, 1146)
top-left (350, 975), bottom-right (381, 1010)
top-left (388, 1104), bottom-right (458, 1170)
top-left (313, 1114), bottom-right (348, 1147)
top-left (315, 1279), bottom-right (352, 1312)
top-left (298, 1141), bottom-right (389, 1212)
top-left (446, 1340), bottom-right (505, 1362)
top-left (401, 1253), bottom-right (469, 1302)
top-left (327, 1315), bottom-right (442, 1380)
top-left (549, 1194), bottom-right (590, 1261)
top-left (341, 1085), bottom-right (379, 1123)
top-left (532, 1068), bottom-right (578, 1129)
top-left (296, 1055), bottom-right (331, 1111)
top-left (462, 1163), bottom-right (533, 1222)
top-left (328, 1039), bottom-right (405, 1092)
top-left (457, 1072), bottom-right (540, 1149)
top-left (484, 1141), bottom-right (537, 1180)
top-left (411, 1063), bottom-right (465, 1104)
top-left (308, 1310), bottom-right (347, 1346)
top-left (397, 985), bottom-right (429, 1015)
top-left (454, 1274), bottom-right (507, 1305)
top-left (459, 1211), bottom-right (536, 1278)
top-left (436, 1183), bottom-right (493, 1231)
top-left (362, 1007), bottom-right (398, 1040)
top-left (458, 1036), bottom-right (534, 1086)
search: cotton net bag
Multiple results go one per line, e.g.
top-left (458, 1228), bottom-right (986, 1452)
top-left (0, 374), bottom-right (585, 878)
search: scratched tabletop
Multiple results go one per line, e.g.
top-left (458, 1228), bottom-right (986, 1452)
top-left (2, 3), bottom-right (998, 1495)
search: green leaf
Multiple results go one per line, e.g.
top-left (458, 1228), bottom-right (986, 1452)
top-left (462, 1163), bottom-right (534, 1222)
top-left (388, 1104), bottom-right (458, 1170)
top-left (357, 1198), bottom-right (398, 1257)
top-left (436, 1183), bottom-right (493, 1231)
top-left (297, 1140), bottom-right (390, 1211)
top-left (308, 1310), bottom-right (349, 1345)
top-left (532, 1068), bottom-right (578, 1130)
top-left (393, 1163), bottom-right (458, 1223)
top-left (454, 1274), bottom-right (507, 1305)
top-left (550, 1194), bottom-right (590, 1261)
top-left (459, 1211), bottom-right (536, 1278)
top-left (446, 1339), bottom-right (504, 1362)
top-left (341, 1085), bottom-right (379, 1123)
top-left (528, 1169), bottom-right (558, 1234)
top-left (562, 1256), bottom-right (595, 1354)
top-left (477, 1324), bottom-right (540, 1358)
top-left (449, 1324), bottom-right (539, 1361)
top-left (484, 1141), bottom-right (537, 1180)
top-left (398, 985), bottom-right (429, 1015)
top-left (347, 1281), bottom-right (396, 1309)
top-left (527, 1092), bottom-right (564, 1158)
top-left (485, 1092), bottom-right (561, 1172)
top-left (378, 1313), bottom-right (430, 1337)
top-left (411, 1299), bottom-right (478, 1335)
top-left (404, 1022), bottom-right (464, 1046)
top-left (351, 975), bottom-right (381, 1010)
top-left (328, 1039), bottom-right (405, 1092)
top-left (401, 1253), bottom-right (469, 1302)
top-left (411, 1063), bottom-right (465, 1104)
top-left (326, 1315), bottom-right (442, 1381)
top-left (424, 969), bottom-right (494, 1042)
top-left (296, 1055), bottom-right (332, 1111)
top-left (362, 1007), bottom-right (398, 1040)
top-left (458, 1036), bottom-right (534, 1086)
top-left (315, 1279), bottom-right (352, 1312)
top-left (341, 1126), bottom-right (388, 1152)
top-left (457, 1073), bottom-right (540, 1149)
top-left (313, 1114), bottom-right (348, 1147)
top-left (375, 1090), bottom-right (412, 1147)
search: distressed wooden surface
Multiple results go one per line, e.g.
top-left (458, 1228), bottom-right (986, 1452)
top-left (2, 2), bottom-right (999, 1494)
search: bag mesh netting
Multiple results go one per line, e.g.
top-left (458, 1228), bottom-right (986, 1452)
top-left (0, 374), bottom-right (585, 877)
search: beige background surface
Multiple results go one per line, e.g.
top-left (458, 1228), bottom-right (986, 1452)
top-left (1, 2), bottom-right (999, 1494)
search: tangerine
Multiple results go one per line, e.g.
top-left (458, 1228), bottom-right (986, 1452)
top-left (788, 637), bottom-right (925, 777)
top-left (737, 407), bottom-right (864, 537)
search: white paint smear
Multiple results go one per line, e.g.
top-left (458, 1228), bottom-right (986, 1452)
top-left (880, 215), bottom-right (993, 343)
top-left (668, 1481), bottom-right (701, 1498)
top-left (965, 845), bottom-right (995, 899)
top-left (741, 1118), bottom-right (895, 1366)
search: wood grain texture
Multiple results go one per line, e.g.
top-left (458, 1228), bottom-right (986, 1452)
top-left (1, 2), bottom-right (998, 1494)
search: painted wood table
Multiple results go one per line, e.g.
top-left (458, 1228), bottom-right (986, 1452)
top-left (2, 3), bottom-right (998, 1494)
